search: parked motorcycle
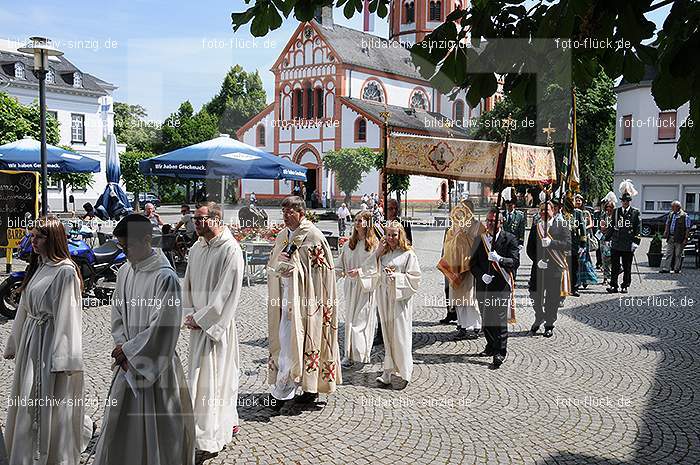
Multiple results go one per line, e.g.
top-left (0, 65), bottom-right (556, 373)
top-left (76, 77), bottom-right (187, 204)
top-left (0, 228), bottom-right (126, 319)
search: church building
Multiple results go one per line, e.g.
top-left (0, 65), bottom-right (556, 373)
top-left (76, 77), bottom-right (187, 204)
top-left (237, 1), bottom-right (501, 205)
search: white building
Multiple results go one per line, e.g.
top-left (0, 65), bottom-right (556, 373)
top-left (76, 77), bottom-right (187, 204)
top-left (0, 39), bottom-right (123, 211)
top-left (237, 2), bottom-right (500, 205)
top-left (615, 66), bottom-right (699, 218)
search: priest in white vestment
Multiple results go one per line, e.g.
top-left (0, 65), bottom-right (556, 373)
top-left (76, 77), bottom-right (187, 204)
top-left (267, 196), bottom-right (341, 406)
top-left (93, 214), bottom-right (195, 465)
top-left (372, 221), bottom-right (421, 386)
top-left (336, 211), bottom-right (379, 367)
top-left (3, 218), bottom-right (92, 464)
top-left (182, 202), bottom-right (244, 455)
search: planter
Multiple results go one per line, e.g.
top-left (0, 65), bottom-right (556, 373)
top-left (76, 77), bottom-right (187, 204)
top-left (647, 252), bottom-right (663, 267)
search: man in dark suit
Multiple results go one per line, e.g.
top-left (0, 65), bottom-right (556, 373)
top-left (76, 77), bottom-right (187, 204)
top-left (605, 192), bottom-right (641, 293)
top-left (527, 202), bottom-right (572, 338)
top-left (470, 207), bottom-right (520, 369)
top-left (503, 198), bottom-right (526, 248)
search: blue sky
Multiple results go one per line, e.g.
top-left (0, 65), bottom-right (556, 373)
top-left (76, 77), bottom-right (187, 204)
top-left (1, 1), bottom-right (669, 122)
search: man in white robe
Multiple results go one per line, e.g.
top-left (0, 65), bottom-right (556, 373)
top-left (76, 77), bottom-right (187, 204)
top-left (93, 214), bottom-right (194, 465)
top-left (182, 202), bottom-right (244, 456)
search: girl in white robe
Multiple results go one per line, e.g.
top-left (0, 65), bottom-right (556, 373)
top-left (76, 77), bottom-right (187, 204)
top-left (336, 211), bottom-right (378, 366)
top-left (373, 222), bottom-right (421, 385)
top-left (3, 218), bottom-right (92, 465)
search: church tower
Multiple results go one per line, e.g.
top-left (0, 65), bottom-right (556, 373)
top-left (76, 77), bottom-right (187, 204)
top-left (389, 0), bottom-right (463, 44)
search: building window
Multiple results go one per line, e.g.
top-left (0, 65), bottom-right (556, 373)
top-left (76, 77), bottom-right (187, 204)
top-left (644, 201), bottom-right (655, 212)
top-left (14, 62), bottom-right (25, 80)
top-left (73, 72), bottom-right (83, 88)
top-left (305, 83), bottom-right (314, 119)
top-left (294, 88), bottom-right (303, 119)
top-left (429, 1), bottom-right (442, 21)
top-left (355, 117), bottom-right (367, 142)
top-left (71, 114), bottom-right (85, 143)
top-left (404, 1), bottom-right (415, 23)
top-left (622, 114), bottom-right (632, 143)
top-left (315, 87), bottom-right (324, 118)
top-left (256, 125), bottom-right (265, 146)
top-left (46, 67), bottom-right (55, 84)
top-left (454, 100), bottom-right (464, 122)
top-left (362, 81), bottom-right (384, 103)
top-left (410, 89), bottom-right (428, 110)
top-left (657, 111), bottom-right (677, 140)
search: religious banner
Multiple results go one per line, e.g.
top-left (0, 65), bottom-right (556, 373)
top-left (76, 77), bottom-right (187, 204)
top-left (503, 143), bottom-right (558, 185)
top-left (386, 135), bottom-right (556, 184)
top-left (386, 134), bottom-right (503, 182)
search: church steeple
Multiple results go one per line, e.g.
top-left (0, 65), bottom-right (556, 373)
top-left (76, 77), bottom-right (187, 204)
top-left (389, 0), bottom-right (462, 44)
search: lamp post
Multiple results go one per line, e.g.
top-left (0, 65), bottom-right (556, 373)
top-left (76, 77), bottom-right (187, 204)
top-left (18, 37), bottom-right (63, 216)
top-left (379, 108), bottom-right (391, 213)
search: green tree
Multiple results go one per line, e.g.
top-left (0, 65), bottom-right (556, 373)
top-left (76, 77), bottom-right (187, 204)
top-left (205, 65), bottom-right (267, 137)
top-left (113, 102), bottom-right (159, 152)
top-left (159, 101), bottom-right (219, 153)
top-left (371, 152), bottom-right (410, 207)
top-left (0, 91), bottom-right (59, 144)
top-left (232, 0), bottom-right (700, 166)
top-left (323, 147), bottom-right (377, 204)
top-left (120, 150), bottom-right (154, 208)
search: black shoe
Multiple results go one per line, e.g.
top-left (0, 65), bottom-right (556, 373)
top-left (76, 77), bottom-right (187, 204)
top-left (439, 312), bottom-right (457, 324)
top-left (571, 290), bottom-right (581, 297)
top-left (543, 328), bottom-right (554, 338)
top-left (491, 353), bottom-right (506, 368)
top-left (296, 391), bottom-right (319, 404)
top-left (606, 287), bottom-right (619, 293)
top-left (454, 328), bottom-right (468, 340)
top-left (528, 324), bottom-right (540, 336)
top-left (620, 288), bottom-right (628, 294)
top-left (478, 349), bottom-right (495, 357)
top-left (659, 269), bottom-right (669, 274)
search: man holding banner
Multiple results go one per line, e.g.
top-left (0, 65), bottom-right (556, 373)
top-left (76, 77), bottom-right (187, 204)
top-left (526, 202), bottom-right (572, 338)
top-left (470, 208), bottom-right (519, 369)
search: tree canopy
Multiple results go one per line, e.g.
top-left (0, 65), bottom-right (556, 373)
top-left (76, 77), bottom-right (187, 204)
top-left (231, 0), bottom-right (699, 166)
top-left (323, 147), bottom-right (377, 203)
top-left (204, 65), bottom-right (267, 137)
top-left (113, 102), bottom-right (160, 152)
top-left (0, 91), bottom-right (59, 145)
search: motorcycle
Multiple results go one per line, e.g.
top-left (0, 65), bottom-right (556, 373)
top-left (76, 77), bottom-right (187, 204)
top-left (0, 226), bottom-right (126, 319)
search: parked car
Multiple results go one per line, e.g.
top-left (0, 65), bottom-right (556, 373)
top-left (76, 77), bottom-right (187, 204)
top-left (641, 211), bottom-right (700, 237)
top-left (138, 192), bottom-right (161, 208)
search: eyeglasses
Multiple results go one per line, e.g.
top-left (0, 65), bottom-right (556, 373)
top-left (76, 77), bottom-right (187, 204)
top-left (192, 216), bottom-right (212, 223)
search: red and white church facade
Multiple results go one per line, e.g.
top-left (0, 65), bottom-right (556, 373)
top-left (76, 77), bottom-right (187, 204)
top-left (237, 1), bottom-right (501, 205)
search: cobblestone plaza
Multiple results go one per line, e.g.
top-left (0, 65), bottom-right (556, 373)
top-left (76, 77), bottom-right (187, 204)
top-left (1, 227), bottom-right (698, 464)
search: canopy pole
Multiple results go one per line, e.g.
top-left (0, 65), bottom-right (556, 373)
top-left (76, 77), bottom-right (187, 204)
top-left (221, 175), bottom-right (226, 206)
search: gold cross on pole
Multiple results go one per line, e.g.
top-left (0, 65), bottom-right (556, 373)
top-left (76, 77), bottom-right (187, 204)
top-left (542, 122), bottom-right (556, 146)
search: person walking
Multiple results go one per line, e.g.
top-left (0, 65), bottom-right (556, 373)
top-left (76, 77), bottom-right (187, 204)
top-left (660, 200), bottom-right (691, 273)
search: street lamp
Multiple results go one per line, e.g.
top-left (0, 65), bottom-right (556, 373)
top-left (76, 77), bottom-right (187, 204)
top-left (18, 37), bottom-right (63, 216)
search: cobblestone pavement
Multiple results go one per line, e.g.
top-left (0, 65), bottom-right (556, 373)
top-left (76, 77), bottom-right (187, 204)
top-left (0, 230), bottom-right (698, 464)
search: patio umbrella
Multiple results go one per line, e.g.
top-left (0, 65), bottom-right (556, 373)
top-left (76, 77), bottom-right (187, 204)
top-left (138, 134), bottom-right (307, 181)
top-left (0, 136), bottom-right (100, 173)
top-left (95, 134), bottom-right (132, 219)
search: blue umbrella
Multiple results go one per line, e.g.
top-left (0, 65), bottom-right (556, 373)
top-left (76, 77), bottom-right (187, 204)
top-left (96, 134), bottom-right (132, 219)
top-left (0, 137), bottom-right (100, 173)
top-left (139, 134), bottom-right (307, 181)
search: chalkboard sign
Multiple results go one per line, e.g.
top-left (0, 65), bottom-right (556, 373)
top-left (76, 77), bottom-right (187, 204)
top-left (0, 170), bottom-right (39, 248)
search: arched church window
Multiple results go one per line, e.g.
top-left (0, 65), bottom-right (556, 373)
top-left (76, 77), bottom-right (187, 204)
top-left (355, 117), bottom-right (367, 142)
top-left (256, 125), bottom-right (265, 146)
top-left (410, 89), bottom-right (428, 110)
top-left (404, 1), bottom-right (415, 23)
top-left (454, 100), bottom-right (464, 123)
top-left (362, 81), bottom-right (384, 103)
top-left (430, 1), bottom-right (442, 21)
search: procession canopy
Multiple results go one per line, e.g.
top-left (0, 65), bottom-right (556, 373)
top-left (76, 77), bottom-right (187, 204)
top-left (386, 134), bottom-right (556, 184)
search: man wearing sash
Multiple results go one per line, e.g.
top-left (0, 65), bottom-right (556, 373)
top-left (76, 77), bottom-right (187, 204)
top-left (526, 202), bottom-right (572, 338)
top-left (470, 208), bottom-right (519, 369)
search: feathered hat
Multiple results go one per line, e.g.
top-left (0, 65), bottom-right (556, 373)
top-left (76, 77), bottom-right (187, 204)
top-left (618, 179), bottom-right (638, 202)
top-left (601, 191), bottom-right (618, 206)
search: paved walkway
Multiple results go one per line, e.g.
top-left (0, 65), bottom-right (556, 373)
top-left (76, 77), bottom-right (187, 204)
top-left (0, 230), bottom-right (698, 464)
